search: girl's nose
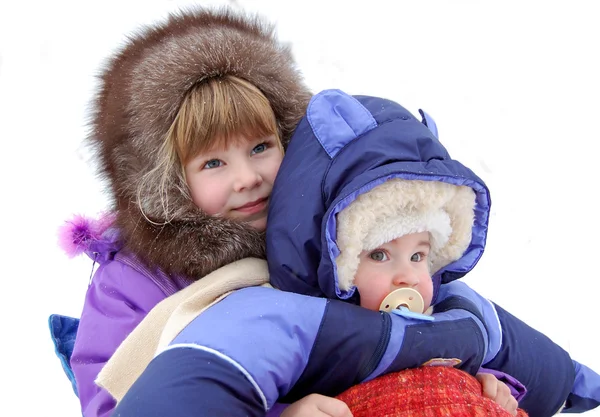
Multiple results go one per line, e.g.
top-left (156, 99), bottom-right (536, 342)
top-left (233, 161), bottom-right (263, 192)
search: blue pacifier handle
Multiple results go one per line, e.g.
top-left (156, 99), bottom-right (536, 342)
top-left (391, 306), bottom-right (435, 321)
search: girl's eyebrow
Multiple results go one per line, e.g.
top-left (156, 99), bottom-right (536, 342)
top-left (417, 240), bottom-right (431, 248)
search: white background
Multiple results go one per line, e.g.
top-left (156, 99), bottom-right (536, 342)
top-left (1, 0), bottom-right (599, 415)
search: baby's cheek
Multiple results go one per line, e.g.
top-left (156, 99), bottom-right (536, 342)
top-left (361, 287), bottom-right (388, 312)
top-left (421, 285), bottom-right (434, 311)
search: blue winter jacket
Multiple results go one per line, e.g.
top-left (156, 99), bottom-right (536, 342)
top-left (266, 90), bottom-right (600, 415)
top-left (112, 90), bottom-right (599, 417)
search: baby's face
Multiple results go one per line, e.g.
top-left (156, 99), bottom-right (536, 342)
top-left (354, 231), bottom-right (433, 312)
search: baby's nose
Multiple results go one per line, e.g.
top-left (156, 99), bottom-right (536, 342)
top-left (392, 269), bottom-right (419, 287)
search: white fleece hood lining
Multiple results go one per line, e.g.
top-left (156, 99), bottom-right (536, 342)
top-left (335, 179), bottom-right (476, 291)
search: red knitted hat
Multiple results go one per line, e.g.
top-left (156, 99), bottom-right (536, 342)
top-left (336, 367), bottom-right (528, 417)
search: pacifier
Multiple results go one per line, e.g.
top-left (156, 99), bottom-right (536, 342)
top-left (379, 288), bottom-right (434, 321)
top-left (379, 288), bottom-right (424, 313)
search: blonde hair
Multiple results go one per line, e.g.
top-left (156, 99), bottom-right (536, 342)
top-left (137, 75), bottom-right (282, 224)
top-left (172, 75), bottom-right (281, 164)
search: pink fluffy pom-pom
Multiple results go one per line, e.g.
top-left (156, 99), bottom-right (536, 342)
top-left (57, 213), bottom-right (115, 258)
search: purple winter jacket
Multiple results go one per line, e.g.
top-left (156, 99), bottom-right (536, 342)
top-left (68, 222), bottom-right (288, 417)
top-left (70, 227), bottom-right (194, 417)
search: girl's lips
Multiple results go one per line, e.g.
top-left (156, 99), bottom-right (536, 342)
top-left (235, 197), bottom-right (268, 214)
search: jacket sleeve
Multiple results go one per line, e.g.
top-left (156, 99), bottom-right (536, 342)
top-left (112, 285), bottom-right (492, 417)
top-left (484, 303), bottom-right (600, 417)
top-left (71, 259), bottom-right (166, 417)
top-left (438, 281), bottom-right (600, 416)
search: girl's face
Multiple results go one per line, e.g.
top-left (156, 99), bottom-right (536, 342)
top-left (184, 134), bottom-right (283, 231)
top-left (353, 231), bottom-right (433, 312)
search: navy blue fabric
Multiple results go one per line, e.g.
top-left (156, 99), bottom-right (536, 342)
top-left (48, 314), bottom-right (79, 397)
top-left (112, 347), bottom-right (265, 417)
top-left (280, 300), bottom-right (388, 402)
top-left (267, 90), bottom-right (491, 304)
top-left (435, 281), bottom-right (502, 364)
top-left (565, 394), bottom-right (600, 413)
top-left (484, 304), bottom-right (575, 417)
top-left (387, 317), bottom-right (485, 376)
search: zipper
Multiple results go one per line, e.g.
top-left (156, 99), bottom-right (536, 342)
top-left (356, 312), bottom-right (392, 381)
top-left (115, 252), bottom-right (180, 297)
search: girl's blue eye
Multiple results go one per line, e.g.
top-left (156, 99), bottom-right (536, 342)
top-left (252, 143), bottom-right (267, 154)
top-left (204, 159), bottom-right (222, 169)
top-left (369, 250), bottom-right (388, 261)
top-left (411, 253), bottom-right (423, 262)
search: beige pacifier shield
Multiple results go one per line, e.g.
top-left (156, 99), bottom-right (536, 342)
top-left (379, 288), bottom-right (425, 313)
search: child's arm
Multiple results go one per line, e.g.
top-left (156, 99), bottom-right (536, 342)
top-left (112, 285), bottom-right (492, 417)
top-left (71, 260), bottom-right (167, 417)
top-left (438, 280), bottom-right (600, 416)
top-left (485, 303), bottom-right (600, 415)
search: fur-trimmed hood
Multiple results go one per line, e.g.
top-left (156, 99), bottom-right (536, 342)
top-left (267, 89), bottom-right (491, 304)
top-left (87, 7), bottom-right (311, 280)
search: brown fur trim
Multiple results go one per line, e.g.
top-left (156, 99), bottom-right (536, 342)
top-left (87, 7), bottom-right (311, 279)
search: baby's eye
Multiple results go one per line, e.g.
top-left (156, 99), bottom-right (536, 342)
top-left (252, 143), bottom-right (267, 155)
top-left (411, 252), bottom-right (423, 262)
top-left (369, 250), bottom-right (388, 262)
top-left (203, 159), bottom-right (223, 169)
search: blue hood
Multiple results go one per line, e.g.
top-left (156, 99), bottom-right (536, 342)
top-left (267, 89), bottom-right (491, 304)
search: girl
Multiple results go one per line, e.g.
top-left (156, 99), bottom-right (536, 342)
top-left (58, 7), bottom-right (350, 417)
